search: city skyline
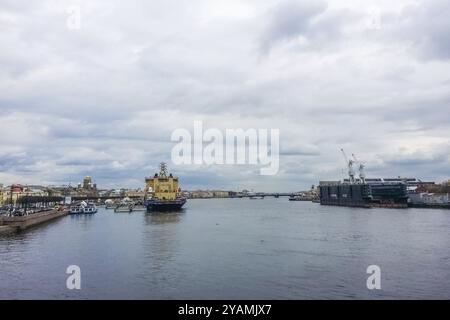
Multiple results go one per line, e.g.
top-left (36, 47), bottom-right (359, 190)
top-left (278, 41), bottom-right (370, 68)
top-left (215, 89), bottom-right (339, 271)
top-left (1, 0), bottom-right (450, 191)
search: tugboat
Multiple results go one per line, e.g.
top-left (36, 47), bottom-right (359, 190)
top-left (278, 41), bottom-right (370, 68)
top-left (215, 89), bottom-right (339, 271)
top-left (144, 163), bottom-right (187, 212)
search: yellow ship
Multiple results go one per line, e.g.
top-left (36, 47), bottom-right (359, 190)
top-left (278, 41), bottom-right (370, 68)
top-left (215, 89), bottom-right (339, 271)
top-left (144, 163), bottom-right (186, 212)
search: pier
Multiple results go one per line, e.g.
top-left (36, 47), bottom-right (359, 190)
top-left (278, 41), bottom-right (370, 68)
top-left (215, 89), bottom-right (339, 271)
top-left (0, 208), bottom-right (68, 234)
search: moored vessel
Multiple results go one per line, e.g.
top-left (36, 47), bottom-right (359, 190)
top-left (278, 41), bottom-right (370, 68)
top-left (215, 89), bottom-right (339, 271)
top-left (69, 201), bottom-right (98, 214)
top-left (319, 150), bottom-right (408, 208)
top-left (144, 163), bottom-right (187, 212)
top-left (104, 199), bottom-right (116, 209)
top-left (289, 194), bottom-right (315, 201)
top-left (319, 182), bottom-right (408, 208)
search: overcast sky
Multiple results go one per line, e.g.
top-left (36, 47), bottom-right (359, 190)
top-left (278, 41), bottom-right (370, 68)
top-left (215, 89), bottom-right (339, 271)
top-left (1, 0), bottom-right (449, 191)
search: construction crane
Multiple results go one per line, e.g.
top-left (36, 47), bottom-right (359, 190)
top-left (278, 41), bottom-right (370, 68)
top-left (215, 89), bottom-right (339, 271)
top-left (352, 153), bottom-right (366, 184)
top-left (341, 148), bottom-right (356, 184)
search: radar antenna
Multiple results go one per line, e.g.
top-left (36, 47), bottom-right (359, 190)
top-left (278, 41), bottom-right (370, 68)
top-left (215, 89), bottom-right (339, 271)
top-left (159, 162), bottom-right (168, 177)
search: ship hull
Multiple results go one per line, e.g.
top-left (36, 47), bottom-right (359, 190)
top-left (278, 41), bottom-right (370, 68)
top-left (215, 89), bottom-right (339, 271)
top-left (69, 205), bottom-right (98, 214)
top-left (319, 183), bottom-right (408, 209)
top-left (320, 200), bottom-right (371, 208)
top-left (69, 209), bottom-right (97, 215)
top-left (146, 198), bottom-right (187, 212)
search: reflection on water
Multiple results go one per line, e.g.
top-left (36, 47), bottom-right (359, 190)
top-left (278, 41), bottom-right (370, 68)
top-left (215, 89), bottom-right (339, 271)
top-left (68, 213), bottom-right (95, 230)
top-left (145, 212), bottom-right (183, 225)
top-left (1, 199), bottom-right (450, 299)
top-left (69, 214), bottom-right (95, 221)
top-left (141, 212), bottom-right (184, 280)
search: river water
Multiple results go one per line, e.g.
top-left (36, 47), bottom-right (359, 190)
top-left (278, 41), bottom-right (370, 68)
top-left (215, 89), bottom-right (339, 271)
top-left (1, 198), bottom-right (449, 299)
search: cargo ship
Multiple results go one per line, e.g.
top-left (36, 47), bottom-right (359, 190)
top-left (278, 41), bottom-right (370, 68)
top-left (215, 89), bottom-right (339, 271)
top-left (144, 163), bottom-right (187, 212)
top-left (319, 150), bottom-right (408, 208)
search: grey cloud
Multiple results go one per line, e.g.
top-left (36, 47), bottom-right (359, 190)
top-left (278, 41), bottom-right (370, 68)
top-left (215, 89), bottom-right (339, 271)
top-left (378, 0), bottom-right (450, 61)
top-left (1, 0), bottom-right (450, 191)
top-left (408, 0), bottom-right (450, 60)
top-left (261, 0), bottom-right (327, 52)
top-left (369, 149), bottom-right (450, 182)
top-left (0, 153), bottom-right (32, 171)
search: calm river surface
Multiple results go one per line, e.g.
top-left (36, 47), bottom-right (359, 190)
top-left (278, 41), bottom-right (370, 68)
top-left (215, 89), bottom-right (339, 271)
top-left (1, 198), bottom-right (449, 299)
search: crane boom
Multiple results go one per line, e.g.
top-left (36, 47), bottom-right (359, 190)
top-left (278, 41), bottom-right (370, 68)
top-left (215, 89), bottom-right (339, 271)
top-left (341, 148), bottom-right (355, 184)
top-left (341, 148), bottom-right (349, 164)
top-left (352, 153), bottom-right (366, 184)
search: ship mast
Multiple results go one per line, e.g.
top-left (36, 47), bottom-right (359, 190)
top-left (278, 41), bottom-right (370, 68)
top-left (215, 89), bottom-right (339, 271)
top-left (159, 162), bottom-right (168, 177)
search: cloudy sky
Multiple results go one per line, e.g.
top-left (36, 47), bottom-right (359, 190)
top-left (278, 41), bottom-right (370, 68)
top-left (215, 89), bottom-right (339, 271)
top-left (1, 0), bottom-right (449, 191)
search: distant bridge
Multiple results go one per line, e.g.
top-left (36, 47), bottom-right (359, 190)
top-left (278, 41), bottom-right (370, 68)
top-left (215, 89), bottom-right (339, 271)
top-left (70, 193), bottom-right (297, 201)
top-left (231, 193), bottom-right (295, 198)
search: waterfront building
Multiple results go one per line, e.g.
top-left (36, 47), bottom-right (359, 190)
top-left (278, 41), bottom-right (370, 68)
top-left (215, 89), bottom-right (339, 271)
top-left (189, 190), bottom-right (213, 198)
top-left (409, 192), bottom-right (450, 205)
top-left (187, 190), bottom-right (232, 199)
top-left (83, 176), bottom-right (95, 190)
top-left (75, 176), bottom-right (99, 197)
top-left (212, 190), bottom-right (232, 198)
top-left (1, 185), bottom-right (50, 206)
top-left (124, 189), bottom-right (145, 198)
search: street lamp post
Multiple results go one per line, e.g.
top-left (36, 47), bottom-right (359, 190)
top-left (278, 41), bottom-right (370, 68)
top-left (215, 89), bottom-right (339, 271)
top-left (24, 187), bottom-right (29, 216)
top-left (9, 185), bottom-right (13, 216)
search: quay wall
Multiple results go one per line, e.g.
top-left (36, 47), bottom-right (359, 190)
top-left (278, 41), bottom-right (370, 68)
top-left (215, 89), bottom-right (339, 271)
top-left (0, 226), bottom-right (15, 235)
top-left (0, 209), bottom-right (68, 232)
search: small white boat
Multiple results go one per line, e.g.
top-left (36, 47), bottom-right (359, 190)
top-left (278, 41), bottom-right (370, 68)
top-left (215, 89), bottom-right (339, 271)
top-left (105, 199), bottom-right (116, 209)
top-left (69, 201), bottom-right (98, 214)
top-left (83, 203), bottom-right (98, 214)
top-left (69, 205), bottom-right (83, 214)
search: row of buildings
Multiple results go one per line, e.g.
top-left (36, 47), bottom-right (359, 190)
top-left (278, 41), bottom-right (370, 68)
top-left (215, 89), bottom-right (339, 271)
top-left (184, 190), bottom-right (233, 199)
top-left (0, 184), bottom-right (51, 206)
top-left (0, 176), bottom-right (98, 206)
top-left (408, 179), bottom-right (450, 206)
top-left (0, 176), bottom-right (148, 206)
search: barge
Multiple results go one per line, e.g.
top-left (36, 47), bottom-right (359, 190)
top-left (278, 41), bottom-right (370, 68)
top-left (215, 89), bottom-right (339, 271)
top-left (319, 182), bottom-right (408, 208)
top-left (319, 150), bottom-right (409, 208)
